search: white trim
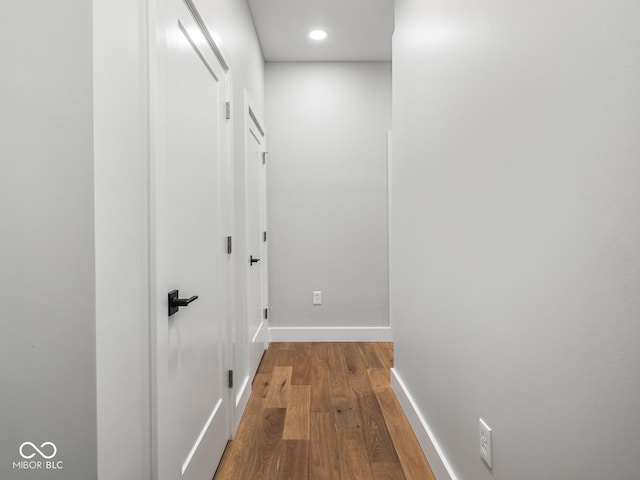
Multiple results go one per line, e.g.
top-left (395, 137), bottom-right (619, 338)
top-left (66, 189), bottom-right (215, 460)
top-left (234, 374), bottom-right (250, 408)
top-left (181, 398), bottom-right (222, 475)
top-left (248, 106), bottom-right (265, 136)
top-left (386, 130), bottom-right (393, 329)
top-left (390, 369), bottom-right (459, 480)
top-left (182, 0), bottom-right (229, 71)
top-left (251, 320), bottom-right (265, 344)
top-left (268, 326), bottom-right (392, 343)
top-left (232, 374), bottom-right (251, 436)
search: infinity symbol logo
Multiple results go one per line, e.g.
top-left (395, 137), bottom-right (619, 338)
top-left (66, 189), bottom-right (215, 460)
top-left (19, 442), bottom-right (57, 460)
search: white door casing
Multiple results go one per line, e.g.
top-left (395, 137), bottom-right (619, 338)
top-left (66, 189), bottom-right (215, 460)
top-left (246, 95), bottom-right (268, 355)
top-left (234, 91), bottom-right (268, 427)
top-left (242, 94), bottom-right (269, 415)
top-left (150, 0), bottom-right (231, 478)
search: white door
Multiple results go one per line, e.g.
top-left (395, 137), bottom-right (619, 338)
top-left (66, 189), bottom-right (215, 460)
top-left (153, 0), bottom-right (230, 479)
top-left (245, 103), bottom-right (268, 377)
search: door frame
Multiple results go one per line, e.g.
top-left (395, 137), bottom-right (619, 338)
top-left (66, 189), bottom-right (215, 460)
top-left (148, 0), bottom-right (234, 477)
top-left (231, 91), bottom-right (268, 432)
top-left (243, 90), bottom-right (268, 347)
top-left (244, 89), bottom-right (268, 351)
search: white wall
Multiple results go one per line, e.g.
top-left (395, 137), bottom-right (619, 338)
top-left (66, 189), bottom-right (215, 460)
top-left (94, 0), bottom-right (151, 479)
top-left (0, 1), bottom-right (97, 479)
top-left (266, 62), bottom-right (391, 331)
top-left (391, 1), bottom-right (640, 480)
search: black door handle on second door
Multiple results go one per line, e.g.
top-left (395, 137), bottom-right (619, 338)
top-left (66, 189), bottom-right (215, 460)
top-left (250, 255), bottom-right (261, 266)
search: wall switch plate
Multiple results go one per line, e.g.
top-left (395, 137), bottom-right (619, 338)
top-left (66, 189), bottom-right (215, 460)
top-left (479, 418), bottom-right (492, 468)
top-left (312, 291), bottom-right (322, 305)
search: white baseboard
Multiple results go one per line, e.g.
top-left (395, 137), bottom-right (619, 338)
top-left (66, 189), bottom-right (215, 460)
top-left (268, 325), bottom-right (393, 342)
top-left (232, 374), bottom-right (251, 437)
top-left (391, 368), bottom-right (459, 480)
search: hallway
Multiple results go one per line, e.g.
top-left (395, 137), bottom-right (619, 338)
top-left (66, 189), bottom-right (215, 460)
top-left (4, 0), bottom-right (640, 479)
top-left (214, 343), bottom-right (433, 479)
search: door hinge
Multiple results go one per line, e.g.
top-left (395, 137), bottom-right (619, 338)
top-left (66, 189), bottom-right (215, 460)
top-left (227, 235), bottom-right (232, 254)
top-left (261, 151), bottom-right (267, 164)
top-left (263, 231), bottom-right (267, 242)
top-left (228, 369), bottom-right (233, 389)
top-left (225, 101), bottom-right (231, 120)
top-left (264, 308), bottom-right (269, 320)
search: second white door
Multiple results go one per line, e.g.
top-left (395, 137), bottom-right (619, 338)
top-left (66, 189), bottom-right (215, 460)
top-left (245, 103), bottom-right (268, 381)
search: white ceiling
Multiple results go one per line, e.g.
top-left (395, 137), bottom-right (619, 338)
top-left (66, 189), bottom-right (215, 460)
top-left (247, 0), bottom-right (394, 62)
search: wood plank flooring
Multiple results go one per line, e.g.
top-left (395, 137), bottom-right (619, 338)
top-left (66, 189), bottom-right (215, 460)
top-left (213, 342), bottom-right (435, 480)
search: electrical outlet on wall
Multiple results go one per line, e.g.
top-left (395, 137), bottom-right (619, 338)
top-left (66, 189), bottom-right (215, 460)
top-left (312, 291), bottom-right (322, 305)
top-left (479, 418), bottom-right (492, 468)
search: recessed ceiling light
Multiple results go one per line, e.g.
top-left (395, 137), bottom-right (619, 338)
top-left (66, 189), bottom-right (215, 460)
top-left (309, 29), bottom-right (327, 41)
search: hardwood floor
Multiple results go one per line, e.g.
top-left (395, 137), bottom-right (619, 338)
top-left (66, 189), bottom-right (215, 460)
top-left (213, 342), bottom-right (435, 480)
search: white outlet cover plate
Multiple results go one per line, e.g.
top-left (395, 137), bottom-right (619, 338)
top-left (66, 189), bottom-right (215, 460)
top-left (479, 418), bottom-right (492, 468)
top-left (312, 291), bottom-right (322, 305)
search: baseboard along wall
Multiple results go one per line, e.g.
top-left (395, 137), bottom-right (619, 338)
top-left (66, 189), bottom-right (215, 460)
top-left (390, 368), bottom-right (459, 480)
top-left (267, 326), bottom-right (393, 343)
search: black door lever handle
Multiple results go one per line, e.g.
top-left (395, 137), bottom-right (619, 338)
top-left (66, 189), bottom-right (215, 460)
top-left (250, 255), bottom-right (261, 265)
top-left (168, 289), bottom-right (199, 317)
top-left (173, 295), bottom-right (198, 307)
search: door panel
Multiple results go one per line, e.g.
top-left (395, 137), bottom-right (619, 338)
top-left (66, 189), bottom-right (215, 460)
top-left (245, 104), bottom-right (268, 384)
top-left (154, 0), bottom-right (230, 478)
top-left (232, 99), bottom-right (268, 431)
top-left (247, 128), bottom-right (263, 341)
